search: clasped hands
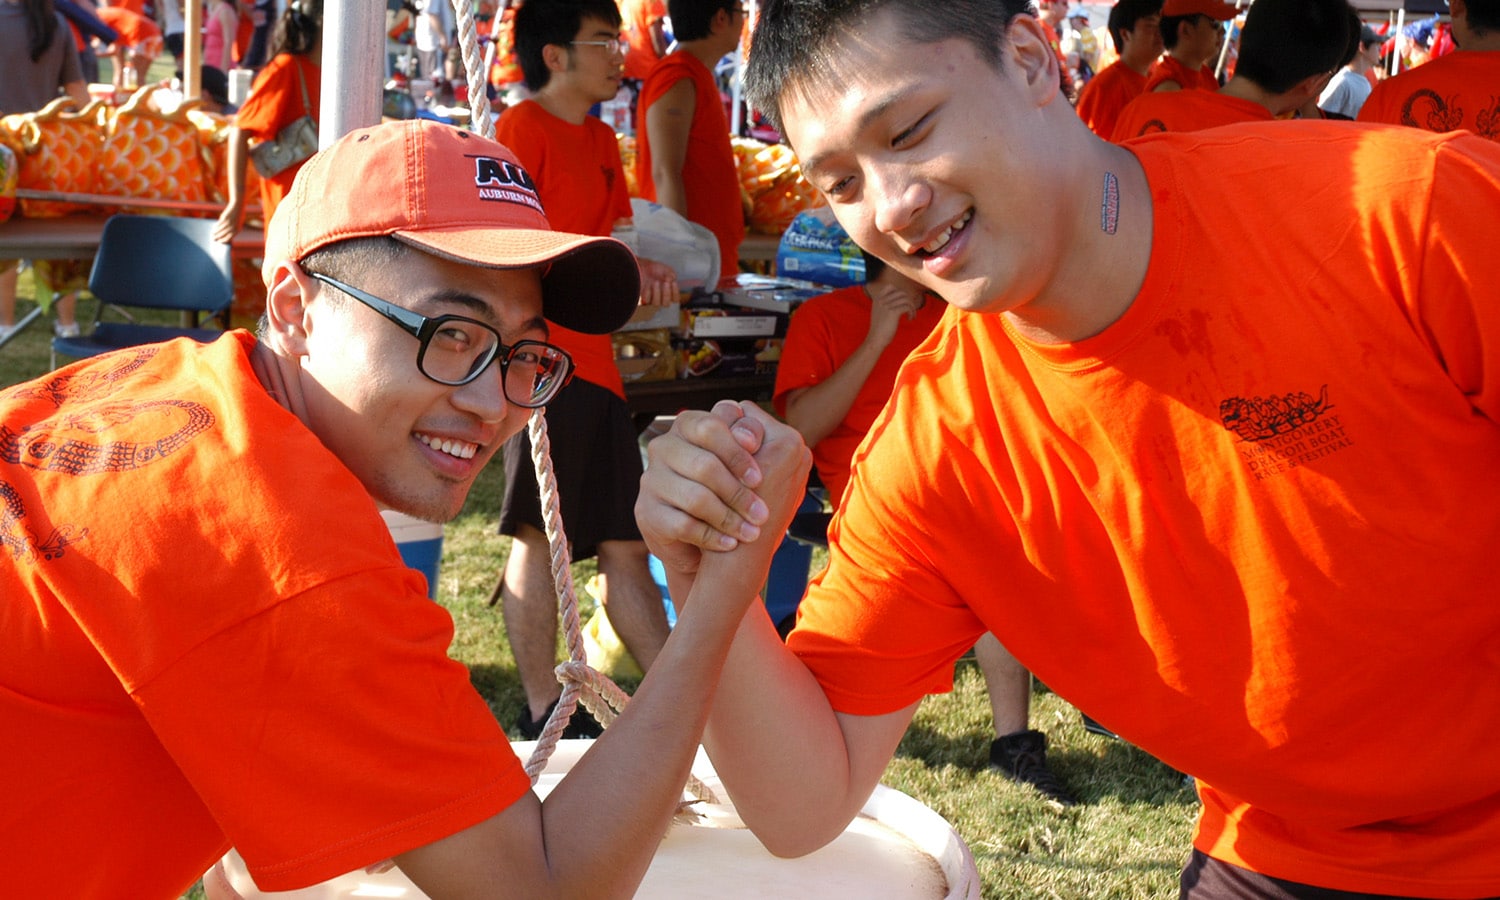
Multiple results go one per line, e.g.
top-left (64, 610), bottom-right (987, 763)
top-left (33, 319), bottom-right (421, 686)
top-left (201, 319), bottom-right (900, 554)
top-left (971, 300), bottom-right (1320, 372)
top-left (636, 401), bottom-right (812, 588)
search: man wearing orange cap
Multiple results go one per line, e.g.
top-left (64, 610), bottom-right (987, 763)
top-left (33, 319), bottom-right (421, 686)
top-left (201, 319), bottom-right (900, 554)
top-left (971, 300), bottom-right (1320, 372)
top-left (1112, 0), bottom-right (1352, 140)
top-left (0, 118), bottom-right (809, 899)
top-left (1146, 0), bottom-right (1237, 92)
top-left (1358, 0), bottom-right (1500, 137)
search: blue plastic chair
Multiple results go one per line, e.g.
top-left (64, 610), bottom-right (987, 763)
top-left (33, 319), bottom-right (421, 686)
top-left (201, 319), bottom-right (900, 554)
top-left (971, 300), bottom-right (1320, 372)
top-left (52, 214), bottom-right (234, 364)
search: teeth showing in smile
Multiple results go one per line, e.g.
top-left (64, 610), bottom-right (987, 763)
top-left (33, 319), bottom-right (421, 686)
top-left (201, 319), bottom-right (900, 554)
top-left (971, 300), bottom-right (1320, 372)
top-left (922, 209), bottom-right (973, 254)
top-left (418, 434), bottom-right (478, 460)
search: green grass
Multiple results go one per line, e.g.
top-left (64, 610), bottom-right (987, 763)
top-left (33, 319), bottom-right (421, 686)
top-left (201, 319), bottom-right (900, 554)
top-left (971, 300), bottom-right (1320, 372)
top-left (2, 269), bottom-right (1196, 898)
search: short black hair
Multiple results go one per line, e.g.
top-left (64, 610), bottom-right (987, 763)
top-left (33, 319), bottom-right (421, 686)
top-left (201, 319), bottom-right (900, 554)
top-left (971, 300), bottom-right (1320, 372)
top-left (515, 0), bottom-right (622, 93)
top-left (667, 0), bottom-right (738, 42)
top-left (1234, 0), bottom-right (1354, 94)
top-left (1465, 0), bottom-right (1500, 34)
top-left (1158, 13), bottom-right (1210, 51)
top-left (1107, 0), bottom-right (1164, 54)
top-left (744, 0), bottom-right (1029, 131)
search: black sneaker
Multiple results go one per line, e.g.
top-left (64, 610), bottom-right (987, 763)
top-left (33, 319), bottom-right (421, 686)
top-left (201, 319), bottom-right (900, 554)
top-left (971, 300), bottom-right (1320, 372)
top-left (989, 730), bottom-right (1076, 806)
top-left (515, 698), bottom-right (604, 741)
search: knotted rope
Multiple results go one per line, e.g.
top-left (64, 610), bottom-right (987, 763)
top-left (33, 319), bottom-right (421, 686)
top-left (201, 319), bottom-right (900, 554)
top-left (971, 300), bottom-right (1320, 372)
top-left (448, 0), bottom-right (715, 806)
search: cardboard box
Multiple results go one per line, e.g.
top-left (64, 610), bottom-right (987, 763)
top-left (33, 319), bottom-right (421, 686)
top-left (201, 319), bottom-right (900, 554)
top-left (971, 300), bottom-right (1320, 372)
top-left (617, 300), bottom-right (682, 333)
top-left (676, 337), bottom-right (782, 378)
top-left (682, 306), bottom-right (785, 338)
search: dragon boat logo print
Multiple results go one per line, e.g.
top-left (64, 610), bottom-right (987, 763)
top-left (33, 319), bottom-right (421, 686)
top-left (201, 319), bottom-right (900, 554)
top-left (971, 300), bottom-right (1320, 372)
top-left (1219, 385), bottom-right (1351, 480)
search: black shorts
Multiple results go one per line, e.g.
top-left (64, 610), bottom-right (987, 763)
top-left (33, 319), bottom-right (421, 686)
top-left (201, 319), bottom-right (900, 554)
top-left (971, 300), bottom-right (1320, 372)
top-left (498, 377), bottom-right (644, 560)
top-left (1180, 849), bottom-right (1498, 899)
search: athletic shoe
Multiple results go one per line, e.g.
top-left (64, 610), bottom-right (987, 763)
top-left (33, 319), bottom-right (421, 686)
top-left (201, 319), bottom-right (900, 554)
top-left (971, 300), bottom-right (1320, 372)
top-left (989, 729), bottom-right (1077, 806)
top-left (515, 697), bottom-right (604, 741)
top-left (53, 321), bottom-right (81, 339)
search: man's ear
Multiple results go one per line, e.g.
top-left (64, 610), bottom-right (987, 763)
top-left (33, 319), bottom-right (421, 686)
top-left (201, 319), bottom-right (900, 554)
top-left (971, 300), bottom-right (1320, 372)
top-left (263, 258), bottom-right (318, 357)
top-left (1288, 71), bottom-right (1334, 112)
top-left (1008, 15), bottom-right (1063, 107)
top-left (542, 41), bottom-right (568, 74)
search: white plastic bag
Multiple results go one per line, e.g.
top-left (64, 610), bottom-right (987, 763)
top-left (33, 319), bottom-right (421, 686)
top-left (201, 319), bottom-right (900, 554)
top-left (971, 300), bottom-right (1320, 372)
top-left (616, 198), bottom-right (720, 291)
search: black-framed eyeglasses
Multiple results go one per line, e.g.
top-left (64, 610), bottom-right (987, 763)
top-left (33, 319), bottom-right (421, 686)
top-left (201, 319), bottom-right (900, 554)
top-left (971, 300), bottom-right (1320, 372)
top-left (309, 272), bottom-right (573, 408)
top-left (570, 37), bottom-right (627, 54)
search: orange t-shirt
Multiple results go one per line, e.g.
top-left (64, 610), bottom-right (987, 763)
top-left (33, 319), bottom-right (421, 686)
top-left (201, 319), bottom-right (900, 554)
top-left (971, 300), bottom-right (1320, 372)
top-left (1111, 87), bottom-right (1271, 141)
top-left (1357, 50), bottom-right (1500, 140)
top-left (636, 50), bottom-right (746, 283)
top-left (495, 99), bottom-right (634, 397)
top-left (621, 0), bottom-right (667, 82)
top-left (773, 285), bottom-right (946, 505)
top-left (0, 333), bottom-right (530, 897)
top-left (1145, 54), bottom-right (1219, 92)
top-left (235, 53), bottom-right (321, 225)
top-left (95, 5), bottom-right (161, 48)
top-left (789, 123), bottom-right (1500, 896)
top-left (1074, 60), bottom-right (1148, 140)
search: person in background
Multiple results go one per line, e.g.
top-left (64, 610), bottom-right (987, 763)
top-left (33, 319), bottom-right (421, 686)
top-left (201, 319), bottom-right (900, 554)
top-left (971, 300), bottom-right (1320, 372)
top-left (774, 247), bottom-right (1075, 804)
top-left (1112, 0), bottom-right (1353, 140)
top-left (619, 0), bottom-right (667, 88)
top-left (95, 0), bottom-right (163, 90)
top-left (158, 0), bottom-right (184, 64)
top-left (0, 0), bottom-right (87, 344)
top-left (1074, 0), bottom-right (1164, 139)
top-left (489, 0), bottom-right (678, 741)
top-left (213, 0), bottom-right (321, 243)
top-left (1035, 0), bottom-right (1076, 101)
top-left (413, 0), bottom-right (451, 80)
top-left (637, 0), bottom-right (1500, 895)
top-left (1358, 0), bottom-right (1500, 137)
top-left (202, 0), bottom-right (237, 73)
top-left (1320, 21), bottom-right (1385, 120)
top-left (239, 0), bottom-right (272, 69)
top-left (1146, 0), bottom-right (1234, 91)
top-left (1061, 8), bottom-right (1100, 90)
top-left (634, 0), bottom-right (746, 284)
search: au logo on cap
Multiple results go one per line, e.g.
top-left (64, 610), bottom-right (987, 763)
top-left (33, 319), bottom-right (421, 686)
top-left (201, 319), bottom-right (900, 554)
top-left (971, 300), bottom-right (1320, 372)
top-left (472, 155), bottom-right (544, 213)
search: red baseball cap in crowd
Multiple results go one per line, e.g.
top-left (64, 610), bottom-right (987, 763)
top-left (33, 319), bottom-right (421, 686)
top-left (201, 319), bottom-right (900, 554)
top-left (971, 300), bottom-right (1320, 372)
top-left (263, 118), bottom-right (640, 335)
top-left (1161, 0), bottom-right (1239, 19)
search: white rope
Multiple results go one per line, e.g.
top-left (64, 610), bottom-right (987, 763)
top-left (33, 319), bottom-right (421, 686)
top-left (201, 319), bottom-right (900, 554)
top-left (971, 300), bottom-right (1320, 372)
top-left (447, 0), bottom-right (715, 804)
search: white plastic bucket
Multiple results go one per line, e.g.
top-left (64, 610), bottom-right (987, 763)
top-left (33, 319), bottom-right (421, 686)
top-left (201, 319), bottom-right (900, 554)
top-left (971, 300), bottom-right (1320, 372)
top-left (381, 510), bottom-right (443, 600)
top-left (205, 741), bottom-right (980, 899)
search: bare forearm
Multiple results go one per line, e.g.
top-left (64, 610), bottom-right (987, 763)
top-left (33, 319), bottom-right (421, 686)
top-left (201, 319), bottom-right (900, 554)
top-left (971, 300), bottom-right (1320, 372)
top-left (783, 341), bottom-right (885, 449)
top-left (226, 127), bottom-right (250, 206)
top-left (653, 169), bottom-right (689, 219)
top-left (398, 560), bottom-right (767, 898)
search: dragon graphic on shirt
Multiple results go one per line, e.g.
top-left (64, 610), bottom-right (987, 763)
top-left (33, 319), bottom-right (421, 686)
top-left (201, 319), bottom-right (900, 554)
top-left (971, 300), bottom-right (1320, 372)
top-left (0, 347), bottom-right (215, 563)
top-left (1401, 89), bottom-right (1465, 133)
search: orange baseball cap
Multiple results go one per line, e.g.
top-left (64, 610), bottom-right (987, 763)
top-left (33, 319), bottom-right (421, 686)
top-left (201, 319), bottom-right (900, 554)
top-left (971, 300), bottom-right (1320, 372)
top-left (1161, 0), bottom-right (1239, 19)
top-left (263, 119), bottom-right (640, 335)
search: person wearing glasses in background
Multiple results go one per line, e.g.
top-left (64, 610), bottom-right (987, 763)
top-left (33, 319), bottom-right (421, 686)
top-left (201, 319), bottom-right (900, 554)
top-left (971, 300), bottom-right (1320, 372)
top-left (490, 0), bottom-right (680, 742)
top-left (1146, 0), bottom-right (1237, 92)
top-left (635, 0), bottom-right (748, 284)
top-left (0, 118), bottom-right (809, 899)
